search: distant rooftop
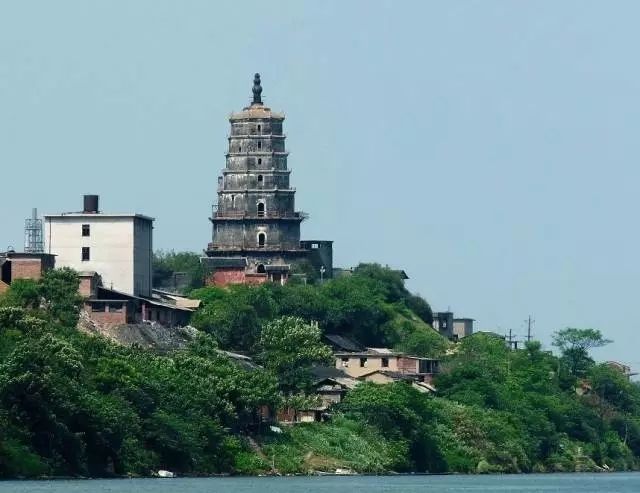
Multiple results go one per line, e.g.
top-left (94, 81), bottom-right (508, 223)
top-left (43, 213), bottom-right (155, 221)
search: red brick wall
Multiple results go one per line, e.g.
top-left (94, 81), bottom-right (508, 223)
top-left (207, 267), bottom-right (246, 286)
top-left (84, 302), bottom-right (128, 326)
top-left (11, 259), bottom-right (43, 281)
top-left (245, 273), bottom-right (268, 285)
top-left (205, 268), bottom-right (269, 287)
top-left (397, 357), bottom-right (418, 373)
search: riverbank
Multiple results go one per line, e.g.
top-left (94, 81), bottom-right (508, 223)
top-left (3, 473), bottom-right (640, 493)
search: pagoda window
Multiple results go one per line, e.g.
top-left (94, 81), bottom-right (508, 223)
top-left (258, 233), bottom-right (266, 247)
top-left (257, 141), bottom-right (262, 150)
top-left (257, 202), bottom-right (265, 217)
top-left (257, 175), bottom-right (264, 187)
top-left (258, 158), bottom-right (262, 165)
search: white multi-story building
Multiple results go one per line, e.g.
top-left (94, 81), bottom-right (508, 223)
top-left (44, 196), bottom-right (154, 297)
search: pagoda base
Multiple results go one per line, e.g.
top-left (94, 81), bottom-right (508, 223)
top-left (201, 241), bottom-right (333, 287)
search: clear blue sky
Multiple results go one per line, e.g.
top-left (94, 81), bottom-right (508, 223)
top-left (1, 1), bottom-right (638, 365)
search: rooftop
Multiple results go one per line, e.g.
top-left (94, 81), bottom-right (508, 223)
top-left (43, 213), bottom-right (155, 221)
top-left (230, 105), bottom-right (285, 121)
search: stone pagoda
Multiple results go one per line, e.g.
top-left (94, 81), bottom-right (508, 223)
top-left (202, 74), bottom-right (333, 285)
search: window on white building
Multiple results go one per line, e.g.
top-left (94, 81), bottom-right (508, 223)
top-left (82, 247), bottom-right (90, 261)
top-left (82, 224), bottom-right (90, 237)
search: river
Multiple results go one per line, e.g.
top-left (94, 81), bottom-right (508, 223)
top-left (2, 473), bottom-right (640, 492)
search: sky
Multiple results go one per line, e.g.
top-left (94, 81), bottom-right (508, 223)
top-left (1, 1), bottom-right (639, 365)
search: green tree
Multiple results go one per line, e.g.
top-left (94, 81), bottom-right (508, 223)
top-left (152, 250), bottom-right (204, 292)
top-left (191, 285), bottom-right (276, 351)
top-left (258, 316), bottom-right (332, 393)
top-left (352, 263), bottom-right (433, 325)
top-left (340, 382), bottom-right (446, 472)
top-left (395, 328), bottom-right (449, 358)
top-left (320, 275), bottom-right (393, 346)
top-left (39, 268), bottom-right (82, 326)
top-left (191, 293), bottom-right (260, 350)
top-left (553, 328), bottom-right (612, 377)
top-left (588, 364), bottom-right (640, 414)
top-left (0, 279), bottom-right (40, 309)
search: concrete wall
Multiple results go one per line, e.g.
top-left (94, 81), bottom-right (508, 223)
top-left (433, 312), bottom-right (454, 338)
top-left (301, 241), bottom-right (334, 278)
top-left (336, 355), bottom-right (399, 378)
top-left (45, 215), bottom-right (153, 297)
top-left (452, 319), bottom-right (474, 339)
top-left (133, 217), bottom-right (153, 297)
top-left (361, 372), bottom-right (396, 385)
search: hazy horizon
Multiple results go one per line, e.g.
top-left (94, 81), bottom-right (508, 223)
top-left (1, 1), bottom-right (638, 366)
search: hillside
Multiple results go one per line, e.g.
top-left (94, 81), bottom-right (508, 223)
top-left (1, 266), bottom-right (640, 477)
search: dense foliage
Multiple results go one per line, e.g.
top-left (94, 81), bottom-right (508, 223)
top-left (1, 263), bottom-right (639, 477)
top-left (190, 263), bottom-right (440, 352)
top-left (351, 332), bottom-right (640, 473)
top-left (152, 251), bottom-right (204, 293)
top-left (0, 270), bottom-right (281, 477)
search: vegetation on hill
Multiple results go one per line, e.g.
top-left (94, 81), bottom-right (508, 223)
top-left (189, 263), bottom-right (441, 353)
top-left (152, 251), bottom-right (204, 293)
top-left (1, 263), bottom-right (639, 477)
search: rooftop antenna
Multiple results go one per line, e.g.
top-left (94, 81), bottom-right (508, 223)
top-left (24, 208), bottom-right (44, 253)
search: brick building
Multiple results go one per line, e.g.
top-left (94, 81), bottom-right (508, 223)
top-left (0, 251), bottom-right (55, 294)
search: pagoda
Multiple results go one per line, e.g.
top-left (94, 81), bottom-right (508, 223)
top-left (202, 74), bottom-right (332, 285)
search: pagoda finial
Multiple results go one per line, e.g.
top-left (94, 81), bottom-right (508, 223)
top-left (252, 73), bottom-right (263, 105)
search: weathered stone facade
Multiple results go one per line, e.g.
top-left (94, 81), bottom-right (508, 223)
top-left (203, 74), bottom-right (333, 285)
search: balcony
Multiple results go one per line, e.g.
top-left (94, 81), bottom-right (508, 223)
top-left (207, 242), bottom-right (305, 252)
top-left (211, 210), bottom-right (308, 221)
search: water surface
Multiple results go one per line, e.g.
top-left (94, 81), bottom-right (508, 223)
top-left (2, 473), bottom-right (640, 493)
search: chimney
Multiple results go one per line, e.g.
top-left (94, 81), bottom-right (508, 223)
top-left (83, 195), bottom-right (99, 214)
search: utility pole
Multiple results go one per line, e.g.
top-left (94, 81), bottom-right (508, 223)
top-left (525, 315), bottom-right (535, 343)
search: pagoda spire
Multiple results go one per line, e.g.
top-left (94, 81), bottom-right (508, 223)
top-left (252, 73), bottom-right (263, 105)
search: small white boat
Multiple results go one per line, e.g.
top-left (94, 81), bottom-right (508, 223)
top-left (157, 470), bottom-right (175, 478)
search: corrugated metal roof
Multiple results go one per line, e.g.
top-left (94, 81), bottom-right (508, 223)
top-left (323, 334), bottom-right (365, 352)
